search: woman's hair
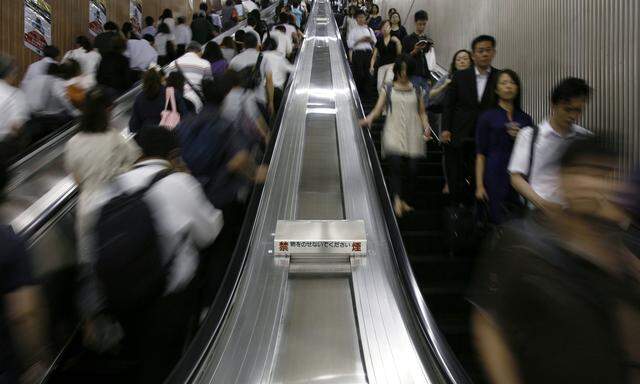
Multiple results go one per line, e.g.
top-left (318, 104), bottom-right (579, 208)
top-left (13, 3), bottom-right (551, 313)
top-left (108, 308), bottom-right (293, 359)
top-left (390, 12), bottom-right (401, 25)
top-left (370, 4), bottom-right (379, 14)
top-left (380, 19), bottom-right (391, 31)
top-left (79, 86), bottom-right (113, 133)
top-left (157, 22), bottom-right (171, 35)
top-left (143, 68), bottom-right (163, 98)
top-left (489, 69), bottom-right (523, 111)
top-left (166, 71), bottom-right (185, 90)
top-left (221, 36), bottom-right (236, 49)
top-left (122, 22), bottom-right (134, 38)
top-left (76, 35), bottom-right (93, 51)
top-left (160, 9), bottom-right (173, 20)
top-left (111, 36), bottom-right (127, 53)
top-left (392, 55), bottom-right (415, 81)
top-left (449, 49), bottom-right (472, 75)
top-left (202, 41), bottom-right (224, 62)
top-left (388, 8), bottom-right (397, 16)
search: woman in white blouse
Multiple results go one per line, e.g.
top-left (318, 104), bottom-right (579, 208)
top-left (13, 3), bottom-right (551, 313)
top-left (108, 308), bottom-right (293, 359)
top-left (159, 9), bottom-right (176, 34)
top-left (64, 86), bottom-right (140, 264)
top-left (154, 22), bottom-right (176, 66)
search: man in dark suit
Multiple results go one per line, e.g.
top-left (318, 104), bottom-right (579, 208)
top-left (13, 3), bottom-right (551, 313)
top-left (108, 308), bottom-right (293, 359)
top-left (441, 35), bottom-right (498, 205)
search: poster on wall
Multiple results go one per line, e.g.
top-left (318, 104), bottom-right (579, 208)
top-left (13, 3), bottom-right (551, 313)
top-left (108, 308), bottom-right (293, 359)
top-left (129, 0), bottom-right (143, 34)
top-left (24, 0), bottom-right (52, 56)
top-left (89, 0), bottom-right (107, 36)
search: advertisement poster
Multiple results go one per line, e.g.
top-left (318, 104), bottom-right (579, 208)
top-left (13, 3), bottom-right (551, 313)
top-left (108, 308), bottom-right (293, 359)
top-left (89, 0), bottom-right (107, 36)
top-left (129, 0), bottom-right (143, 34)
top-left (24, 0), bottom-right (52, 56)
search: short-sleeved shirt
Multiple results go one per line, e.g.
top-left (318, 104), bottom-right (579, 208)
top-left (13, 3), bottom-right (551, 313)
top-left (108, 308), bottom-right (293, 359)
top-left (0, 226), bottom-right (34, 381)
top-left (507, 120), bottom-right (591, 205)
top-left (471, 216), bottom-right (640, 384)
top-left (375, 37), bottom-right (399, 66)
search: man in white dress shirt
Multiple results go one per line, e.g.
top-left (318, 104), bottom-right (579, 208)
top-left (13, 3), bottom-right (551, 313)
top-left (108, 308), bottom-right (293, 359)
top-left (21, 45), bottom-right (60, 91)
top-left (174, 16), bottom-right (192, 57)
top-left (347, 9), bottom-right (376, 96)
top-left (165, 41), bottom-right (212, 112)
top-left (0, 56), bottom-right (28, 142)
top-left (509, 77), bottom-right (593, 212)
top-left (126, 35), bottom-right (158, 71)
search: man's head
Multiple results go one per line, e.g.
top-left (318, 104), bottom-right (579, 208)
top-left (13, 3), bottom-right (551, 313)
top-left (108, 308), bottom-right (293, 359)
top-left (243, 32), bottom-right (259, 50)
top-left (414, 10), bottom-right (428, 35)
top-left (471, 35), bottom-right (496, 70)
top-left (559, 138), bottom-right (622, 222)
top-left (199, 2), bottom-right (208, 12)
top-left (248, 14), bottom-right (259, 27)
top-left (186, 41), bottom-right (203, 54)
top-left (279, 12), bottom-right (290, 24)
top-left (177, 16), bottom-right (186, 25)
top-left (142, 33), bottom-right (155, 44)
top-left (203, 76), bottom-right (233, 105)
top-left (134, 126), bottom-right (181, 163)
top-left (42, 45), bottom-right (60, 60)
top-left (145, 16), bottom-right (154, 27)
top-left (550, 77), bottom-right (591, 131)
top-left (0, 55), bottom-right (16, 83)
top-left (355, 9), bottom-right (366, 25)
top-left (75, 36), bottom-right (93, 51)
top-left (103, 21), bottom-right (119, 32)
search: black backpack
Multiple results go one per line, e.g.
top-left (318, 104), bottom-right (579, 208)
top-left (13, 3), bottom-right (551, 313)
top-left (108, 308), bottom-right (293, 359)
top-left (94, 168), bottom-right (173, 313)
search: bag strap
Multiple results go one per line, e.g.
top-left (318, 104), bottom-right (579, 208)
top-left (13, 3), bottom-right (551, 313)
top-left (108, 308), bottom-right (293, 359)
top-left (166, 87), bottom-right (177, 112)
top-left (175, 62), bottom-right (205, 103)
top-left (525, 125), bottom-right (539, 181)
top-left (252, 52), bottom-right (264, 80)
top-left (385, 83), bottom-right (393, 113)
top-left (135, 167), bottom-right (174, 196)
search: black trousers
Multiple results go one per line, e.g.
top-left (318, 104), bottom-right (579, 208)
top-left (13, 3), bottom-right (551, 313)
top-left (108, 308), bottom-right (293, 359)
top-left (351, 50), bottom-right (373, 96)
top-left (387, 155), bottom-right (419, 203)
top-left (444, 140), bottom-right (476, 205)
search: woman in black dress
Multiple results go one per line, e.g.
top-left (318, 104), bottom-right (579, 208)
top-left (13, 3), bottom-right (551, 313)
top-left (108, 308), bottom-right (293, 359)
top-left (389, 11), bottom-right (407, 42)
top-left (369, 20), bottom-right (402, 92)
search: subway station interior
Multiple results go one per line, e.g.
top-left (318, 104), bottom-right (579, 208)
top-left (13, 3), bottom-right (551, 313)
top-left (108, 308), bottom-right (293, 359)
top-left (0, 0), bottom-right (639, 383)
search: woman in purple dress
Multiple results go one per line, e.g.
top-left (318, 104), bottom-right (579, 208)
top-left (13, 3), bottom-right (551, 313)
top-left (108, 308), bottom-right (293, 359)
top-left (202, 42), bottom-right (229, 77)
top-left (475, 69), bottom-right (533, 223)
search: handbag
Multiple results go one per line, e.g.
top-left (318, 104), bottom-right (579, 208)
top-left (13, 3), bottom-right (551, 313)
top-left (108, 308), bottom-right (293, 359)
top-left (159, 87), bottom-right (181, 130)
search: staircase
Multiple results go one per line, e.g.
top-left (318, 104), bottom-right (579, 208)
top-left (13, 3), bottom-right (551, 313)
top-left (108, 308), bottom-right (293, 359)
top-left (359, 82), bottom-right (486, 383)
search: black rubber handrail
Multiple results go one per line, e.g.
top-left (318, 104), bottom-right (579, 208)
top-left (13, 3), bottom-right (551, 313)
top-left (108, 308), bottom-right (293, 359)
top-left (330, 7), bottom-right (473, 384)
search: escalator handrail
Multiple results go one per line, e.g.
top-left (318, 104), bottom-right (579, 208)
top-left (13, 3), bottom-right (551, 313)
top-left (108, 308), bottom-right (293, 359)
top-left (331, 10), bottom-right (473, 384)
top-left (163, 11), bottom-right (312, 384)
top-left (12, 1), bottom-right (280, 242)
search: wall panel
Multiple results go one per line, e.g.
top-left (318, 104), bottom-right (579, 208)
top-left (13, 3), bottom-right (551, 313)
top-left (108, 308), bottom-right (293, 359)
top-left (380, 0), bottom-right (640, 168)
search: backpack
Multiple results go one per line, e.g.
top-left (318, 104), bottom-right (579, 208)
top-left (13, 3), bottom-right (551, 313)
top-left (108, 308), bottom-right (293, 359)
top-left (94, 168), bottom-right (173, 313)
top-left (384, 83), bottom-right (422, 115)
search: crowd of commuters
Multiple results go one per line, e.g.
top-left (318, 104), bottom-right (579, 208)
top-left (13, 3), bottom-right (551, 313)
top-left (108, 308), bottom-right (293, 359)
top-left (0, 0), bottom-right (310, 382)
top-left (349, 1), bottom-right (639, 383)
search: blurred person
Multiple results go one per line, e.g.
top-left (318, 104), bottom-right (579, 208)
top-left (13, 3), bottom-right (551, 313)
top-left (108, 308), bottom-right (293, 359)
top-left (229, 33), bottom-right (260, 71)
top-left (87, 125), bottom-right (222, 384)
top-left (0, 155), bottom-right (51, 384)
top-left (96, 36), bottom-right (133, 95)
top-left (274, 12), bottom-right (301, 48)
top-left (471, 138), bottom-right (640, 384)
top-left (154, 22), bottom-right (176, 66)
top-left (62, 36), bottom-right (101, 88)
top-left (121, 21), bottom-right (138, 40)
top-left (360, 55), bottom-right (432, 217)
top-left (60, 59), bottom-right (87, 109)
top-left (190, 11), bottom-right (215, 45)
top-left (389, 12), bottom-right (407, 42)
top-left (259, 37), bottom-right (295, 118)
top-left (268, 25), bottom-right (294, 59)
top-left (126, 33), bottom-right (158, 77)
top-left (141, 16), bottom-right (156, 37)
top-left (222, 0), bottom-right (239, 29)
top-left (178, 76), bottom-right (266, 235)
top-left (94, 21), bottom-right (120, 55)
top-left (129, 67), bottom-right (188, 133)
top-left (221, 36), bottom-right (237, 62)
top-left (22, 62), bottom-right (80, 142)
top-left (165, 41), bottom-right (212, 112)
top-left (342, 5), bottom-right (358, 37)
top-left (369, 19), bottom-right (402, 92)
top-left (431, 49), bottom-right (472, 194)
top-left (233, 29), bottom-right (246, 53)
top-left (403, 10), bottom-right (434, 101)
top-left (0, 56), bottom-right (29, 144)
top-left (442, 35), bottom-right (499, 206)
top-left (347, 9), bottom-right (376, 96)
top-left (290, 0), bottom-right (304, 27)
top-left (508, 77), bottom-right (592, 213)
top-left (242, 14), bottom-right (263, 43)
top-left (174, 16), bottom-right (192, 57)
top-left (159, 8), bottom-right (176, 34)
top-left (242, 0), bottom-right (260, 13)
top-left (21, 45), bottom-right (59, 90)
top-left (368, 4), bottom-right (382, 32)
top-left (475, 70), bottom-right (533, 223)
top-left (202, 42), bottom-right (229, 77)
top-left (234, 0), bottom-right (245, 20)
